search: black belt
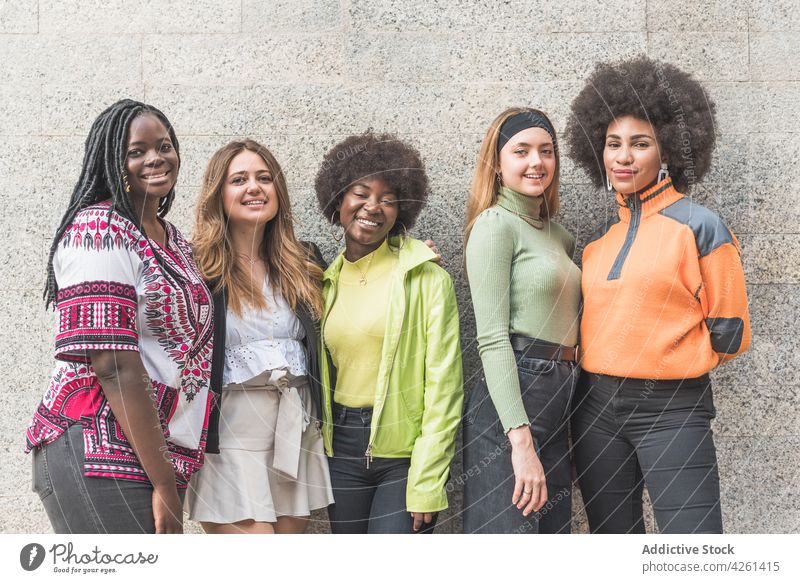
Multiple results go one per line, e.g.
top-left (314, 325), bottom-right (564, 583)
top-left (510, 334), bottom-right (579, 363)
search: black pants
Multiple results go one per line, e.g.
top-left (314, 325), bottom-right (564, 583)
top-left (572, 371), bottom-right (723, 534)
top-left (462, 352), bottom-right (577, 534)
top-left (327, 404), bottom-right (436, 534)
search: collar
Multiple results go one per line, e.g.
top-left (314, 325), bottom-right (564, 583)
top-left (340, 238), bottom-right (396, 284)
top-left (497, 186), bottom-right (544, 224)
top-left (324, 236), bottom-right (437, 283)
top-left (616, 178), bottom-right (684, 223)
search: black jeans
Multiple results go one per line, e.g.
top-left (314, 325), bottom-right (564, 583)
top-left (462, 352), bottom-right (577, 534)
top-left (32, 423), bottom-right (184, 534)
top-left (572, 371), bottom-right (723, 534)
top-left (327, 404), bottom-right (436, 534)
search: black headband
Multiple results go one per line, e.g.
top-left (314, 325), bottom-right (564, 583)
top-left (496, 111), bottom-right (557, 154)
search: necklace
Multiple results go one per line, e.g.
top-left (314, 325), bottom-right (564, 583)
top-left (236, 252), bottom-right (262, 268)
top-left (354, 253), bottom-right (375, 286)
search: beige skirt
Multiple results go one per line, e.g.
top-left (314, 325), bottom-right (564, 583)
top-left (186, 371), bottom-right (333, 524)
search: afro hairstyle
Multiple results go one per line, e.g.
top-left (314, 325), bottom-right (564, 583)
top-left (565, 55), bottom-right (717, 193)
top-left (314, 131), bottom-right (429, 235)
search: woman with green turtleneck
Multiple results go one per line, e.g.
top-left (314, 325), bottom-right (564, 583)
top-left (462, 107), bottom-right (581, 534)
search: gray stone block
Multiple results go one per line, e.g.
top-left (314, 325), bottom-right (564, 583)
top-left (747, 284), bottom-right (800, 336)
top-left (746, 82), bottom-right (800, 133)
top-left (0, 1), bottom-right (38, 33)
top-left (42, 85), bottom-right (146, 136)
top-left (0, 34), bottom-right (141, 84)
top-left (712, 384), bottom-right (800, 438)
top-left (39, 0), bottom-right (240, 34)
top-left (143, 34), bottom-right (344, 85)
top-left (747, 132), bottom-right (800, 192)
top-left (0, 495), bottom-right (52, 534)
top-left (450, 33), bottom-right (647, 83)
top-left (749, 0), bottom-right (800, 32)
top-left (704, 82), bottom-right (750, 135)
top-left (713, 334), bottom-right (800, 388)
top-left (646, 0), bottom-right (748, 31)
top-left (740, 235), bottom-right (800, 284)
top-left (648, 32), bottom-right (749, 81)
top-left (242, 0), bottom-right (343, 32)
top-left (0, 85), bottom-right (41, 135)
top-left (751, 33), bottom-right (800, 81)
top-left (348, 0), bottom-right (646, 32)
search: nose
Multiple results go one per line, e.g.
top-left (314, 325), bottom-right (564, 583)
top-left (615, 144), bottom-right (634, 164)
top-left (527, 151), bottom-right (543, 168)
top-left (245, 177), bottom-right (260, 193)
top-left (144, 148), bottom-right (164, 167)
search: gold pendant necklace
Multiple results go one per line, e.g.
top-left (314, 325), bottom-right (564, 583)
top-left (355, 253), bottom-right (375, 286)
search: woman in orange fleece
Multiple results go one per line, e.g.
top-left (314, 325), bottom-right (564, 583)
top-left (565, 56), bottom-right (750, 534)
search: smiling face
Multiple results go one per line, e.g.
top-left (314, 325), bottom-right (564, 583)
top-left (337, 177), bottom-right (399, 259)
top-left (497, 126), bottom-right (556, 197)
top-left (125, 113), bottom-right (179, 203)
top-left (222, 149), bottom-right (279, 229)
top-left (604, 115), bottom-right (664, 195)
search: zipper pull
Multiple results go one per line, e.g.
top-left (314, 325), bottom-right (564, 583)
top-left (365, 445), bottom-right (373, 469)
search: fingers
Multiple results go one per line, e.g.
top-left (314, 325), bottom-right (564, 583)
top-left (512, 478), bottom-right (523, 505)
top-left (412, 512), bottom-right (423, 532)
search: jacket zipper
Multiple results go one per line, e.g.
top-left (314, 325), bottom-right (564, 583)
top-left (364, 268), bottom-right (407, 468)
top-left (607, 193), bottom-right (641, 280)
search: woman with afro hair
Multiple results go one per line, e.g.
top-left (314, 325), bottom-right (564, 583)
top-left (565, 56), bottom-right (751, 534)
top-left (314, 131), bottom-right (463, 533)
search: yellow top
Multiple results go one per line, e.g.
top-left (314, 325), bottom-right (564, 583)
top-left (324, 239), bottom-right (398, 408)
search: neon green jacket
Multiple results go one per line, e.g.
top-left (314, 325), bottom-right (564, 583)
top-left (320, 236), bottom-right (464, 513)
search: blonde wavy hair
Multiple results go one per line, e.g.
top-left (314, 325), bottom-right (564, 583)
top-left (192, 139), bottom-right (323, 318)
top-left (464, 107), bottom-right (561, 246)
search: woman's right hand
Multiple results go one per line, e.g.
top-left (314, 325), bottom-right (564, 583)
top-left (152, 485), bottom-right (183, 534)
top-left (507, 425), bottom-right (548, 516)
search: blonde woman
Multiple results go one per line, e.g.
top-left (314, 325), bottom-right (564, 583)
top-left (186, 139), bottom-right (333, 534)
top-left (462, 108), bottom-right (581, 533)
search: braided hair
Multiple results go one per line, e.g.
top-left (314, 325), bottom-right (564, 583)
top-left (43, 99), bottom-right (180, 309)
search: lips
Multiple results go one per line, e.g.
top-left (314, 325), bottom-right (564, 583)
top-left (140, 169), bottom-right (171, 182)
top-left (241, 199), bottom-right (266, 207)
top-left (523, 173), bottom-right (546, 180)
top-left (612, 169), bottom-right (635, 177)
top-left (355, 217), bottom-right (381, 228)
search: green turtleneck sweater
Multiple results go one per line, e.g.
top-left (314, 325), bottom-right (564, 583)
top-left (465, 187), bottom-right (582, 432)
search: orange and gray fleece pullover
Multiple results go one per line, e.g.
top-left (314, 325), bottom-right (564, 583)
top-left (580, 178), bottom-right (750, 380)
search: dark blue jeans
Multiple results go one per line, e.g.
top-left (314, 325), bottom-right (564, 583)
top-left (462, 353), bottom-right (577, 534)
top-left (327, 404), bottom-right (437, 534)
top-left (32, 423), bottom-right (183, 534)
top-left (572, 371), bottom-right (723, 534)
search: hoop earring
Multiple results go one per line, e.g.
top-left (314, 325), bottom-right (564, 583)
top-left (122, 171), bottom-right (131, 193)
top-left (496, 172), bottom-right (503, 186)
top-left (329, 221), bottom-right (343, 243)
top-left (657, 162), bottom-right (669, 182)
top-left (605, 173), bottom-right (613, 192)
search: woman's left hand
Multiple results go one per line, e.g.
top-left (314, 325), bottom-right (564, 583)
top-left (423, 239), bottom-right (443, 265)
top-left (410, 512), bottom-right (434, 532)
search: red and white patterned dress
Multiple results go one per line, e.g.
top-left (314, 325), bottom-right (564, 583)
top-left (25, 201), bottom-right (214, 488)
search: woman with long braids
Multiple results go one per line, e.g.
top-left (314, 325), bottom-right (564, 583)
top-left (25, 99), bottom-right (214, 534)
top-left (186, 140), bottom-right (333, 533)
top-left (565, 56), bottom-right (750, 533)
top-left (461, 107), bottom-right (581, 533)
top-left (315, 131), bottom-right (463, 534)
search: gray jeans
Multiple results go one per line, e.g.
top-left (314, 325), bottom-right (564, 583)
top-left (32, 423), bottom-right (183, 534)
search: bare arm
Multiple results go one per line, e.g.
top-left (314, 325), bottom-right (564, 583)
top-left (90, 350), bottom-right (183, 534)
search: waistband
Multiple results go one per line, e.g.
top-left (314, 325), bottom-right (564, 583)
top-left (511, 334), bottom-right (579, 362)
top-left (580, 371), bottom-right (711, 391)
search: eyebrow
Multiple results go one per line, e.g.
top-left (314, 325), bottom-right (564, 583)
top-left (228, 169), bottom-right (271, 177)
top-left (606, 133), bottom-right (654, 140)
top-left (351, 182), bottom-right (396, 195)
top-left (511, 141), bottom-right (553, 148)
top-left (128, 137), bottom-right (172, 146)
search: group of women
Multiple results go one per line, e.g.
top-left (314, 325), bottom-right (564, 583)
top-left (25, 55), bottom-right (750, 535)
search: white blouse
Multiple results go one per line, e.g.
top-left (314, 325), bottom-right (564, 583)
top-left (223, 279), bottom-right (307, 384)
